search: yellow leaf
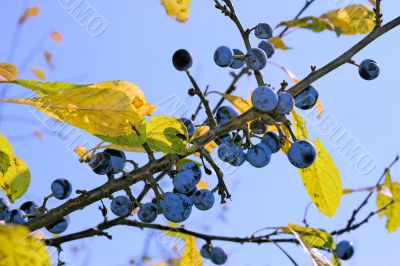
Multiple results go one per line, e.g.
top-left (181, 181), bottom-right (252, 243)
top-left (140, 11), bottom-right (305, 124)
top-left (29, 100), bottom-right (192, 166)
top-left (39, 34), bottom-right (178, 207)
top-left (0, 225), bottom-right (50, 266)
top-left (280, 16), bottom-right (335, 33)
top-left (287, 225), bottom-right (333, 266)
top-left (18, 6), bottom-right (39, 25)
top-left (100, 116), bottom-right (191, 155)
top-left (31, 68), bottom-right (46, 80)
top-left (197, 180), bottom-right (208, 190)
top-left (212, 92), bottom-right (252, 114)
top-left (282, 224), bottom-right (335, 250)
top-left (280, 124), bottom-right (292, 154)
top-left (342, 188), bottom-right (354, 195)
top-left (332, 255), bottom-right (341, 266)
top-left (321, 5), bottom-right (375, 35)
top-left (50, 31), bottom-right (62, 43)
top-left (74, 146), bottom-right (87, 157)
top-left (0, 80), bottom-right (156, 137)
top-left (179, 236), bottom-right (203, 266)
top-left (300, 139), bottom-right (342, 217)
top-left (269, 37), bottom-right (290, 50)
top-left (0, 156), bottom-right (30, 203)
top-left (291, 109), bottom-right (308, 139)
top-left (269, 62), bottom-right (300, 84)
top-left (368, 0), bottom-right (376, 6)
top-left (191, 126), bottom-right (217, 153)
top-left (161, 0), bottom-right (192, 23)
top-left (376, 171), bottom-right (400, 232)
top-left (0, 63), bottom-right (18, 81)
top-left (316, 100), bottom-right (323, 119)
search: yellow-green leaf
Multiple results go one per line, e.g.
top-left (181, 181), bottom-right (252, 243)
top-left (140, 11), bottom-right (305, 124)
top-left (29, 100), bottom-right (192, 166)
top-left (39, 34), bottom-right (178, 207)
top-left (332, 255), bottom-right (341, 266)
top-left (279, 5), bottom-right (375, 36)
top-left (0, 156), bottom-right (30, 202)
top-left (269, 37), bottom-right (290, 50)
top-left (0, 63), bottom-right (18, 81)
top-left (291, 109), bottom-right (308, 139)
top-left (300, 139), bottom-right (342, 217)
top-left (179, 236), bottom-right (203, 266)
top-left (0, 80), bottom-right (156, 137)
top-left (0, 134), bottom-right (13, 175)
top-left (376, 171), bottom-right (400, 232)
top-left (101, 116), bottom-right (191, 155)
top-left (287, 225), bottom-right (333, 266)
top-left (282, 223), bottom-right (335, 250)
top-left (161, 0), bottom-right (192, 23)
top-left (0, 225), bottom-right (50, 266)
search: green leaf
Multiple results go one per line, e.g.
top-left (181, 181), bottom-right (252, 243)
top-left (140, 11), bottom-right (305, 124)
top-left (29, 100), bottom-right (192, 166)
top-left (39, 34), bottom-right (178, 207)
top-left (282, 224), bottom-right (335, 250)
top-left (0, 156), bottom-right (31, 203)
top-left (179, 236), bottom-right (203, 266)
top-left (0, 134), bottom-right (14, 175)
top-left (101, 116), bottom-right (192, 155)
top-left (376, 170), bottom-right (400, 232)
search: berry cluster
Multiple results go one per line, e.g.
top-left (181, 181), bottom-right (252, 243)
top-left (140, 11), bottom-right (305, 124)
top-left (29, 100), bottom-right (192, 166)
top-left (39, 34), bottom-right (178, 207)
top-left (0, 178), bottom-right (72, 234)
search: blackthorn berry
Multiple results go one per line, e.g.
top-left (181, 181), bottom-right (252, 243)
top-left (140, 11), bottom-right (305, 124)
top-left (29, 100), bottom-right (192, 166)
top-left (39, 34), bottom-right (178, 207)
top-left (258, 41), bottom-right (275, 58)
top-left (46, 216), bottom-right (69, 234)
top-left (230, 49), bottom-right (245, 69)
top-left (334, 240), bottom-right (354, 260)
top-left (245, 48), bottom-right (267, 71)
top-left (193, 189), bottom-right (215, 211)
top-left (51, 178), bottom-right (72, 200)
top-left (230, 147), bottom-right (246, 166)
top-left (294, 85), bottom-right (319, 110)
top-left (255, 23), bottom-right (273, 39)
top-left (216, 106), bottom-right (239, 125)
top-left (251, 86), bottom-right (279, 112)
top-left (0, 198), bottom-right (10, 221)
top-left (104, 149), bottom-right (126, 174)
top-left (215, 134), bottom-right (232, 145)
top-left (172, 49), bottom-right (193, 71)
top-left (89, 152), bottom-right (113, 175)
top-left (246, 143), bottom-right (272, 168)
top-left (160, 192), bottom-right (192, 223)
top-left (20, 201), bottom-right (39, 219)
top-left (180, 162), bottom-right (202, 182)
top-left (218, 142), bottom-right (240, 164)
top-left (214, 46), bottom-right (233, 67)
top-left (138, 202), bottom-right (158, 223)
top-left (179, 118), bottom-right (195, 138)
top-left (276, 92), bottom-right (294, 114)
top-left (287, 140), bottom-right (317, 168)
top-left (6, 209), bottom-right (27, 224)
top-left (210, 247), bottom-right (228, 265)
top-left (200, 244), bottom-right (212, 259)
top-left (111, 195), bottom-right (133, 217)
top-left (173, 170), bottom-right (197, 194)
top-left (261, 131), bottom-right (280, 153)
top-left (359, 59), bottom-right (379, 80)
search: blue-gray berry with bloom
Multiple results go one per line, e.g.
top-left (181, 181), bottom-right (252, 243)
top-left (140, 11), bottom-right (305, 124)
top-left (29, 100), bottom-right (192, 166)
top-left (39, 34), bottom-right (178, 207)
top-left (179, 118), bottom-right (195, 138)
top-left (359, 59), bottom-right (379, 80)
top-left (180, 162), bottom-right (202, 182)
top-left (193, 189), bottom-right (215, 211)
top-left (287, 140), bottom-right (317, 168)
top-left (245, 48), bottom-right (267, 71)
top-left (216, 106), bottom-right (239, 125)
top-left (51, 178), bottom-right (72, 200)
top-left (261, 131), bottom-right (280, 153)
top-left (104, 149), bottom-right (126, 174)
top-left (210, 247), bottom-right (228, 265)
top-left (334, 240), bottom-right (354, 260)
top-left (160, 192), bottom-right (192, 223)
top-left (138, 202), bottom-right (158, 223)
top-left (255, 23), bottom-right (273, 39)
top-left (258, 40), bottom-right (275, 58)
top-left (214, 46), bottom-right (233, 67)
top-left (173, 170), bottom-right (197, 194)
top-left (230, 49), bottom-right (245, 69)
top-left (251, 86), bottom-right (279, 112)
top-left (6, 209), bottom-right (27, 224)
top-left (276, 92), bottom-right (294, 114)
top-left (294, 85), bottom-right (319, 110)
top-left (246, 143), bottom-right (272, 168)
top-left (46, 216), bottom-right (69, 234)
top-left (111, 195), bottom-right (133, 217)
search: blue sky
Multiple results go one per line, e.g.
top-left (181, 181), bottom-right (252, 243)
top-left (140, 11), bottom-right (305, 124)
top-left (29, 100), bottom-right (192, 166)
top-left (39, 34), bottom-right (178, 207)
top-left (1, 0), bottom-right (400, 265)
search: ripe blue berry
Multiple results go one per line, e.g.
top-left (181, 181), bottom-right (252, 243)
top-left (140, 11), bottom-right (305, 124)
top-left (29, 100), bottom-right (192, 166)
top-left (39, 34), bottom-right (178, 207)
top-left (179, 118), bottom-right (195, 138)
top-left (193, 189), bottom-right (215, 211)
top-left (255, 23), bottom-right (273, 39)
top-left (214, 46), bottom-right (233, 67)
top-left (230, 49), bottom-right (245, 69)
top-left (258, 41), bottom-right (275, 58)
top-left (230, 147), bottom-right (246, 166)
top-left (359, 59), bottom-right (379, 80)
top-left (173, 170), bottom-right (197, 194)
top-left (250, 120), bottom-right (267, 135)
top-left (180, 162), bottom-right (202, 182)
top-left (261, 131), bottom-right (280, 153)
top-left (138, 202), bottom-right (158, 223)
top-left (216, 106), bottom-right (238, 125)
top-left (160, 192), bottom-right (192, 223)
top-left (218, 142), bottom-right (240, 164)
top-left (89, 152), bottom-right (113, 175)
top-left (245, 48), bottom-right (267, 71)
top-left (334, 240), bottom-right (354, 260)
top-left (200, 244), bottom-right (212, 259)
top-left (51, 178), bottom-right (72, 200)
top-left (6, 209), bottom-right (27, 224)
top-left (46, 216), bottom-right (69, 234)
top-left (276, 92), bottom-right (294, 114)
top-left (172, 49), bottom-right (193, 71)
top-left (111, 195), bottom-right (133, 217)
top-left (20, 201), bottom-right (39, 219)
top-left (0, 198), bottom-right (10, 221)
top-left (104, 149), bottom-right (126, 174)
top-left (215, 134), bottom-right (232, 145)
top-left (294, 85), bottom-right (319, 110)
top-left (252, 86), bottom-right (279, 112)
top-left (210, 247), bottom-right (228, 265)
top-left (246, 143), bottom-right (272, 168)
top-left (288, 140), bottom-right (317, 168)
